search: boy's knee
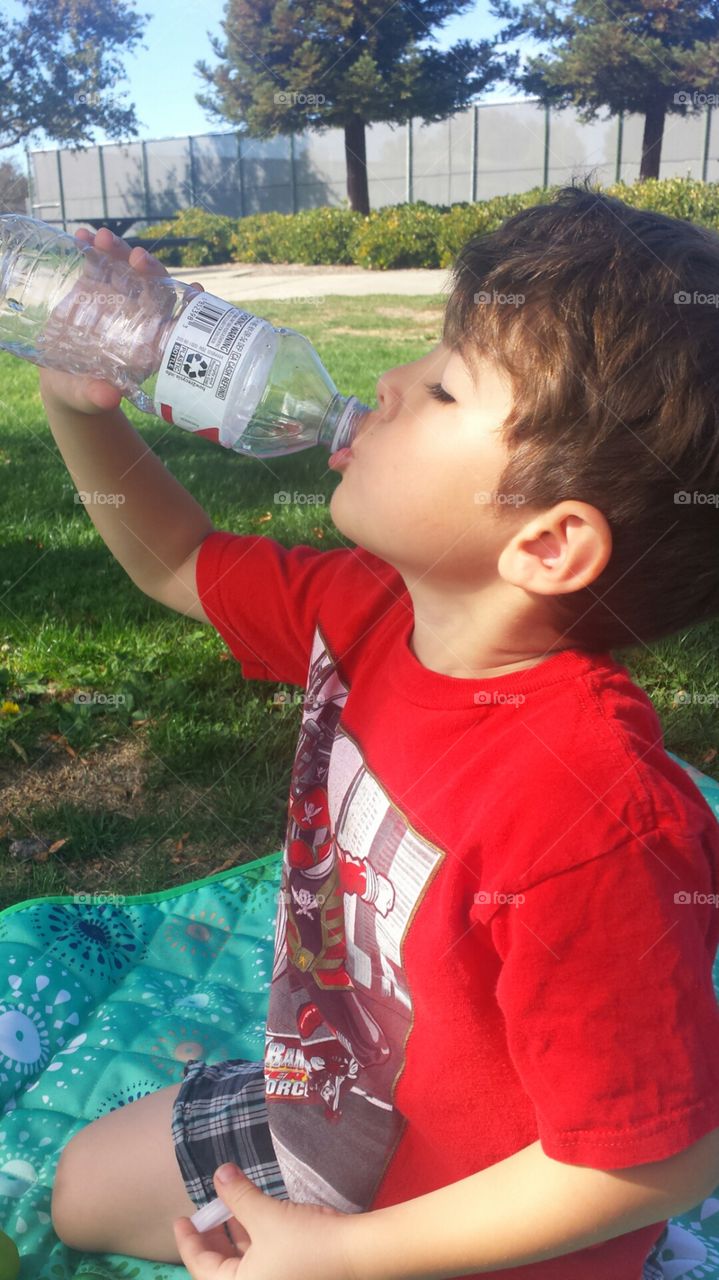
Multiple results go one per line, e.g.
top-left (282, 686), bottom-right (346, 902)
top-left (51, 1138), bottom-right (85, 1248)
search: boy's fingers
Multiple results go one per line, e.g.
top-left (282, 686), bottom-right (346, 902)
top-left (173, 1217), bottom-right (235, 1274)
top-left (83, 378), bottom-right (124, 411)
top-left (128, 244), bottom-right (169, 277)
top-left (225, 1215), bottom-right (251, 1250)
top-left (73, 225), bottom-right (169, 280)
top-left (94, 225), bottom-right (133, 260)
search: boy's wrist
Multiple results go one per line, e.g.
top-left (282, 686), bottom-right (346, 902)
top-left (340, 1207), bottom-right (416, 1280)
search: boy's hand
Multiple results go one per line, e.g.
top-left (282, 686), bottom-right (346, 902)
top-left (173, 1163), bottom-right (357, 1280)
top-left (38, 226), bottom-right (204, 416)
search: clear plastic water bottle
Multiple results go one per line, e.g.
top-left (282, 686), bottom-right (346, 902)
top-left (0, 214), bottom-right (369, 459)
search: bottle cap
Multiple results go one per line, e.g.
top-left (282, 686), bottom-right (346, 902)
top-left (190, 1195), bottom-right (234, 1233)
top-left (330, 396), bottom-right (370, 452)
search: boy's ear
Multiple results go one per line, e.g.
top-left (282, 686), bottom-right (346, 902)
top-left (498, 501), bottom-right (612, 595)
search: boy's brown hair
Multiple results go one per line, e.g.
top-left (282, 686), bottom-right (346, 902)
top-left (443, 179), bottom-right (719, 651)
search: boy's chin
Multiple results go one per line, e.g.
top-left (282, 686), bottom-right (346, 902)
top-left (328, 491), bottom-right (385, 558)
top-left (328, 487), bottom-right (359, 541)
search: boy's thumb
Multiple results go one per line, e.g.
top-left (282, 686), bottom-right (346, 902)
top-left (213, 1164), bottom-right (268, 1219)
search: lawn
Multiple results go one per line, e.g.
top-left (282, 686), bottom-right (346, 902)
top-left (0, 292), bottom-right (717, 913)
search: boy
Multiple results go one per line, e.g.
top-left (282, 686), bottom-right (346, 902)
top-left (44, 182), bottom-right (719, 1280)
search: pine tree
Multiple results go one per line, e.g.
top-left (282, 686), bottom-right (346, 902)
top-left (491, 0), bottom-right (719, 180)
top-left (0, 0), bottom-right (147, 153)
top-left (195, 0), bottom-right (514, 214)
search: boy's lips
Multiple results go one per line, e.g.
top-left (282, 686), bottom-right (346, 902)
top-left (328, 410), bottom-right (373, 470)
top-left (328, 447), bottom-right (353, 471)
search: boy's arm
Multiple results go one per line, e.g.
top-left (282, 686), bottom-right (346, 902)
top-left (38, 226), bottom-right (214, 621)
top-left (40, 382), bottom-right (214, 621)
top-left (343, 1128), bottom-right (719, 1280)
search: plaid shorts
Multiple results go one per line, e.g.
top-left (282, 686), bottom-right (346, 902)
top-left (171, 1057), bottom-right (289, 1209)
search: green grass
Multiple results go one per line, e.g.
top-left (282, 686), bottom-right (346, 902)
top-left (0, 292), bottom-right (717, 912)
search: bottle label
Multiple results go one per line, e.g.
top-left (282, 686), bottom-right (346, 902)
top-left (153, 292), bottom-right (271, 444)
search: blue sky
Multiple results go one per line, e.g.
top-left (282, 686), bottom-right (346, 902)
top-left (4, 0), bottom-right (529, 170)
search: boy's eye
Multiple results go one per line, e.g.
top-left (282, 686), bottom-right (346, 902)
top-left (425, 381), bottom-right (455, 404)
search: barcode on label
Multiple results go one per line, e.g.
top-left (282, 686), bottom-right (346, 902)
top-left (187, 299), bottom-right (226, 335)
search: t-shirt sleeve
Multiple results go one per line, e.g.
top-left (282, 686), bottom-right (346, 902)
top-left (481, 826), bottom-right (719, 1169)
top-left (195, 529), bottom-right (351, 684)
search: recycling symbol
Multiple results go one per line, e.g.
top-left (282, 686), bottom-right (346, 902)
top-left (183, 351), bottom-right (208, 381)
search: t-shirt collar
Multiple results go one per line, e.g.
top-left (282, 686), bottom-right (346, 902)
top-left (387, 610), bottom-right (619, 709)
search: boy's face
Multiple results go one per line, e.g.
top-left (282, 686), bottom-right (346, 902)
top-left (329, 341), bottom-right (523, 586)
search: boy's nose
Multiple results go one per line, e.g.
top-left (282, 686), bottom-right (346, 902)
top-left (375, 370), bottom-right (402, 415)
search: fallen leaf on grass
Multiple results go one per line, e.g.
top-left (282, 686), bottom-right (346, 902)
top-left (256, 513), bottom-right (272, 524)
top-left (8, 738), bottom-right (28, 762)
top-left (175, 832), bottom-right (190, 853)
top-left (207, 857), bottom-right (236, 876)
top-left (35, 837), bottom-right (71, 863)
top-left (47, 732), bottom-right (77, 758)
top-left (702, 748), bottom-right (717, 765)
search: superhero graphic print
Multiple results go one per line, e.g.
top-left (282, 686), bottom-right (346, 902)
top-left (264, 627), bottom-right (444, 1212)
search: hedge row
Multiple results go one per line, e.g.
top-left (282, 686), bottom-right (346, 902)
top-left (141, 178), bottom-right (719, 272)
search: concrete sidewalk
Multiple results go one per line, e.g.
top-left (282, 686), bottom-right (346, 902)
top-left (169, 259), bottom-right (451, 301)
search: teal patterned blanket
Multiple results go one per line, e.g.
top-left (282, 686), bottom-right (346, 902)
top-left (0, 848), bottom-right (283, 1279)
top-left (1, 753), bottom-right (719, 1280)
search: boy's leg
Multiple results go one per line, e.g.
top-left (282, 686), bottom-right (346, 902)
top-left (51, 1081), bottom-right (199, 1263)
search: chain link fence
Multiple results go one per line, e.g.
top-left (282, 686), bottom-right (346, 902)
top-left (25, 97), bottom-right (718, 232)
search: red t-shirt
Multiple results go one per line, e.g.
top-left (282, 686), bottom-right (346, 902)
top-left (196, 529), bottom-right (719, 1280)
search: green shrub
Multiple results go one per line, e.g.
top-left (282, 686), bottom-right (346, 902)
top-left (136, 180), bottom-right (719, 273)
top-left (229, 211), bottom-right (294, 263)
top-left (277, 207), bottom-right (364, 264)
top-left (140, 207), bottom-right (236, 267)
top-left (605, 177), bottom-right (719, 230)
top-left (349, 202), bottom-right (445, 269)
top-left (436, 187), bottom-right (561, 268)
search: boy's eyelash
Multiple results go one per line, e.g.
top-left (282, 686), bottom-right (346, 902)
top-left (425, 381), bottom-right (455, 404)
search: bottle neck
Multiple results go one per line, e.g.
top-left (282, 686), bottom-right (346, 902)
top-left (318, 393), bottom-right (370, 452)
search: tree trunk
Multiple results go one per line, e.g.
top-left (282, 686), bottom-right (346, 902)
top-left (344, 115), bottom-right (370, 215)
top-left (640, 99), bottom-right (666, 180)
